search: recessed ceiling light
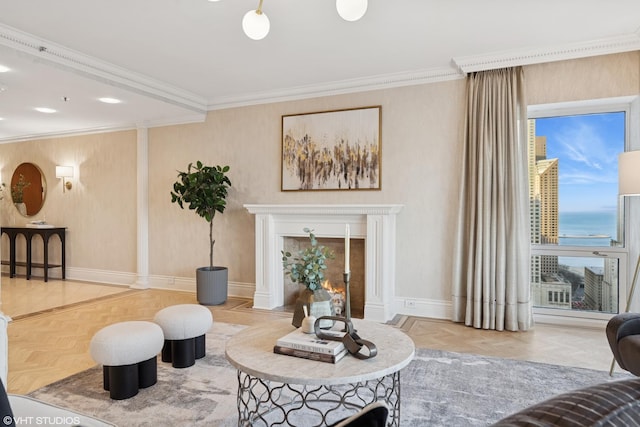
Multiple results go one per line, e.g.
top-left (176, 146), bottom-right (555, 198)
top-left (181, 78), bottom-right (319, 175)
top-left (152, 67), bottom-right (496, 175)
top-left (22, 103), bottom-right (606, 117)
top-left (0, 117), bottom-right (4, 121)
top-left (0, 65), bottom-right (9, 73)
top-left (35, 107), bottom-right (57, 114)
top-left (98, 97), bottom-right (122, 104)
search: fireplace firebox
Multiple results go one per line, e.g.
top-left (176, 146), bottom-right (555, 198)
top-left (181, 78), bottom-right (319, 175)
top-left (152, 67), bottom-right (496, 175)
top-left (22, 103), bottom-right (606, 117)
top-left (283, 236), bottom-right (365, 318)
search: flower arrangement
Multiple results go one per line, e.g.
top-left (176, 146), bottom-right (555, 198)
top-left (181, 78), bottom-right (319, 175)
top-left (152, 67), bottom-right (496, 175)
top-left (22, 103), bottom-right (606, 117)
top-left (282, 228), bottom-right (335, 291)
top-left (11, 174), bottom-right (30, 204)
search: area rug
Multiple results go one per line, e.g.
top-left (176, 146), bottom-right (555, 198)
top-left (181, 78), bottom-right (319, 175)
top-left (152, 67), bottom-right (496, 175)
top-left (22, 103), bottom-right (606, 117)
top-left (27, 322), bottom-right (632, 427)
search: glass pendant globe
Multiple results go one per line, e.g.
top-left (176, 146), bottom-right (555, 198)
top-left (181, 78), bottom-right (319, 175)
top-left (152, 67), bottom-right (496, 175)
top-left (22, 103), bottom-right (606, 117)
top-left (242, 9), bottom-right (270, 40)
top-left (336, 0), bottom-right (368, 22)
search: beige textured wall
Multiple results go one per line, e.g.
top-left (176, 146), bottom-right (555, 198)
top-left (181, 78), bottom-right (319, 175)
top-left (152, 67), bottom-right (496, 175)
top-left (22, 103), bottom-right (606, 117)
top-left (0, 131), bottom-right (137, 273)
top-left (149, 79), bottom-right (466, 301)
top-left (527, 52), bottom-right (640, 104)
top-left (1, 51), bottom-right (638, 304)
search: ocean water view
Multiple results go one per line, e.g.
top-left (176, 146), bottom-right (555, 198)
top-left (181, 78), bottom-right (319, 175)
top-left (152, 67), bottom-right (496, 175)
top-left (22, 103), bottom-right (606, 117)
top-left (558, 211), bottom-right (618, 247)
top-left (555, 211), bottom-right (618, 271)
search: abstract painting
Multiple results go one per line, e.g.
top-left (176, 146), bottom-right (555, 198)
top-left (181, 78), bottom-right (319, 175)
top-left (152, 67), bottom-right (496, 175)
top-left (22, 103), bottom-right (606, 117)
top-left (281, 106), bottom-right (381, 191)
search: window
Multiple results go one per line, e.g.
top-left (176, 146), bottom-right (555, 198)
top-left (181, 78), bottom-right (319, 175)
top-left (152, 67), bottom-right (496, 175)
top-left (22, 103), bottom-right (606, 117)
top-left (528, 98), bottom-right (637, 321)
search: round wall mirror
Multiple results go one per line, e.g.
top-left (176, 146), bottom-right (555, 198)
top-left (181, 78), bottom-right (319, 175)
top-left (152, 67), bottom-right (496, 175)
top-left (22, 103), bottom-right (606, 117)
top-left (11, 162), bottom-right (46, 217)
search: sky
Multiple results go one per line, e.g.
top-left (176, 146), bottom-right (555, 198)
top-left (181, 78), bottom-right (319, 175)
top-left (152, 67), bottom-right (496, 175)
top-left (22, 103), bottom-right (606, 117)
top-left (534, 111), bottom-right (625, 213)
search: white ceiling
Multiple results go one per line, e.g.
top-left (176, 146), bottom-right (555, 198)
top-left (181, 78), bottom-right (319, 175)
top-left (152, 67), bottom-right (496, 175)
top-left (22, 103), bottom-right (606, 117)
top-left (1, 0), bottom-right (639, 142)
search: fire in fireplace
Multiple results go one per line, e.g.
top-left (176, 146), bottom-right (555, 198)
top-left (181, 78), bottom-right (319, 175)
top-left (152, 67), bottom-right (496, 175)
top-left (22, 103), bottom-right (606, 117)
top-left (322, 280), bottom-right (346, 315)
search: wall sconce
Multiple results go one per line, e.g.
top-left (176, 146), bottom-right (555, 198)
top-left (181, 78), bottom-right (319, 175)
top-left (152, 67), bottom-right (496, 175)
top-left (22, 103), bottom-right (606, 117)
top-left (55, 165), bottom-right (73, 193)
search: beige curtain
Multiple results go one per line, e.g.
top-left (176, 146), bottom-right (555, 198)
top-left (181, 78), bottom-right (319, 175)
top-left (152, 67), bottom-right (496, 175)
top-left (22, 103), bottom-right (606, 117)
top-left (452, 67), bottom-right (532, 332)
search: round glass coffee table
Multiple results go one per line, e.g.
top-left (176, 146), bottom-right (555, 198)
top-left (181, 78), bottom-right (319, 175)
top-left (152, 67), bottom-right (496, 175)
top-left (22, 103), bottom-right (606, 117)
top-left (225, 318), bottom-right (415, 427)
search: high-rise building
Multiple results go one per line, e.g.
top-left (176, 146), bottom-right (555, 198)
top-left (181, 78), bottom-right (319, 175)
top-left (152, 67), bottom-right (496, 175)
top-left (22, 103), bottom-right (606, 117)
top-left (584, 266), bottom-right (605, 311)
top-left (601, 256), bottom-right (619, 313)
top-left (534, 139), bottom-right (559, 246)
top-left (536, 155), bottom-right (559, 276)
top-left (529, 120), bottom-right (564, 306)
top-left (528, 121), bottom-right (541, 285)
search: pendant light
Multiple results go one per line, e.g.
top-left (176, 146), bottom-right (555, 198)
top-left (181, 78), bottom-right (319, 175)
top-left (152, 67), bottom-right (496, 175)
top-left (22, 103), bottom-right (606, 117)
top-left (336, 0), bottom-right (368, 22)
top-left (242, 0), bottom-right (270, 40)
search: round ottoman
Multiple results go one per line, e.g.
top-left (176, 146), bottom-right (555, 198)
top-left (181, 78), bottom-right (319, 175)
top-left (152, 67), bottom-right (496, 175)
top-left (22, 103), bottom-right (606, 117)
top-left (89, 321), bottom-right (164, 400)
top-left (153, 304), bottom-right (213, 368)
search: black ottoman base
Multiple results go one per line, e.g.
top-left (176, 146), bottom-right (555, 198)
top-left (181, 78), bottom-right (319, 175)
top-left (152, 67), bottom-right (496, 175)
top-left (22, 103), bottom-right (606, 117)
top-left (195, 334), bottom-right (206, 359)
top-left (103, 356), bottom-right (157, 400)
top-left (161, 334), bottom-right (206, 368)
top-left (138, 356), bottom-right (158, 388)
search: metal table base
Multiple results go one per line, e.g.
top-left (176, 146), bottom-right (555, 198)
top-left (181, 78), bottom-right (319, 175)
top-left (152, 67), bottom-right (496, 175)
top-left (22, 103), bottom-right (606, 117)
top-left (235, 370), bottom-right (400, 427)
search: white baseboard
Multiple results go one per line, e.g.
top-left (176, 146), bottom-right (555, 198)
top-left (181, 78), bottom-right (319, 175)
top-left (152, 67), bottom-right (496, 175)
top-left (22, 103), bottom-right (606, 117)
top-left (394, 297), bottom-right (452, 320)
top-left (146, 275), bottom-right (254, 299)
top-left (0, 265), bottom-right (137, 287)
top-left (228, 282), bottom-right (256, 299)
top-left (392, 296), bottom-right (610, 329)
top-left (65, 267), bottom-right (255, 300)
top-left (66, 267), bottom-right (135, 286)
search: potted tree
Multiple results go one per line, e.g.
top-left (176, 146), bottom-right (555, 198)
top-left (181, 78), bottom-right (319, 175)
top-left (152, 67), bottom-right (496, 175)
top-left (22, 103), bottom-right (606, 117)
top-left (171, 161), bottom-right (232, 305)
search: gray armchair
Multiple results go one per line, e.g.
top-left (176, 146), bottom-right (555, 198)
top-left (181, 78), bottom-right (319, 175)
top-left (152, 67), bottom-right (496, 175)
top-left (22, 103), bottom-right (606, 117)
top-left (606, 312), bottom-right (640, 376)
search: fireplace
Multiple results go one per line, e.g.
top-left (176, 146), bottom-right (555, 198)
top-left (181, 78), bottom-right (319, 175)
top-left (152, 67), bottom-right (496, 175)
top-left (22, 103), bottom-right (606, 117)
top-left (282, 236), bottom-right (365, 318)
top-left (244, 204), bottom-right (403, 322)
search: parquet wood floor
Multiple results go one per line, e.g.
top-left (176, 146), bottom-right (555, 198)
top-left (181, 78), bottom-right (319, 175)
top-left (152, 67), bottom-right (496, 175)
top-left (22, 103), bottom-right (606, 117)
top-left (396, 316), bottom-right (613, 372)
top-left (0, 276), bottom-right (616, 395)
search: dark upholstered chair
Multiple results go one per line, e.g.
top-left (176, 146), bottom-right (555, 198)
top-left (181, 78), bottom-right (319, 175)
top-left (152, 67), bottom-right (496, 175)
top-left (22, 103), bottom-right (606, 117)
top-left (606, 312), bottom-right (640, 376)
top-left (0, 379), bottom-right (15, 427)
top-left (329, 402), bottom-right (389, 427)
top-left (492, 378), bottom-right (640, 426)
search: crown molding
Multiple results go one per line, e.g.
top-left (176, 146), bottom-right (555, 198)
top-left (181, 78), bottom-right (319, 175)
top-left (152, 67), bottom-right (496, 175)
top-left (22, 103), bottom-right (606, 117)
top-left (2, 22), bottom-right (638, 138)
top-left (208, 67), bottom-right (464, 110)
top-left (0, 23), bottom-right (207, 113)
top-left (137, 113), bottom-right (206, 130)
top-left (0, 124), bottom-right (137, 144)
top-left (0, 113), bottom-right (205, 144)
top-left (453, 32), bottom-right (640, 74)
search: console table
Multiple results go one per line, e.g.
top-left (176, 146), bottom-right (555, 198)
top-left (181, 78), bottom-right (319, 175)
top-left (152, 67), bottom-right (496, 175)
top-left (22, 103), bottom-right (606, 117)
top-left (1, 227), bottom-right (66, 282)
top-left (225, 318), bottom-right (415, 426)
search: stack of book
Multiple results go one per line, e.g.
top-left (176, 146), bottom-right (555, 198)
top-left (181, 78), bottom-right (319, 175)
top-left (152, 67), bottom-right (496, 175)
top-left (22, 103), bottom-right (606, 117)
top-left (274, 328), bottom-right (348, 363)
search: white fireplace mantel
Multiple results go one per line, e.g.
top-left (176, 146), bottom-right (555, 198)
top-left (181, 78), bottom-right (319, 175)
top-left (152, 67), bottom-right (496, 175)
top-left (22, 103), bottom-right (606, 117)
top-left (244, 204), bottom-right (403, 322)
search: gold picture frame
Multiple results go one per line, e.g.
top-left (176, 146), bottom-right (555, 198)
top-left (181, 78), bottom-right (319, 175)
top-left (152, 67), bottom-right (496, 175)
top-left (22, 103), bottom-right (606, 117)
top-left (281, 106), bottom-right (381, 191)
